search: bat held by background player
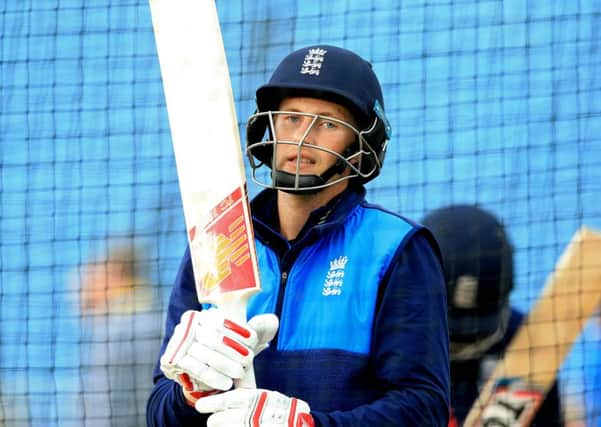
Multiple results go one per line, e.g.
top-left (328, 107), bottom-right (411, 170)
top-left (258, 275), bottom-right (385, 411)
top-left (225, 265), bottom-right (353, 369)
top-left (464, 226), bottom-right (601, 427)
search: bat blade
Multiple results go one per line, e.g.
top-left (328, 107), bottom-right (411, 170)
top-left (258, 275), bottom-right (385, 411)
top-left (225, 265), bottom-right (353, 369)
top-left (149, 0), bottom-right (261, 387)
top-left (464, 226), bottom-right (601, 426)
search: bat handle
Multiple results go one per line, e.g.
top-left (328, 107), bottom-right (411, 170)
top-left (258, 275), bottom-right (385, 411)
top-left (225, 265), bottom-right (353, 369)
top-left (219, 297), bottom-right (257, 389)
top-left (236, 365), bottom-right (257, 389)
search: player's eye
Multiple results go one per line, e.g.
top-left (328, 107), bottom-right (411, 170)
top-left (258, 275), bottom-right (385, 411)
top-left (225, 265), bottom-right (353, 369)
top-left (283, 114), bottom-right (301, 124)
top-left (317, 117), bottom-right (339, 130)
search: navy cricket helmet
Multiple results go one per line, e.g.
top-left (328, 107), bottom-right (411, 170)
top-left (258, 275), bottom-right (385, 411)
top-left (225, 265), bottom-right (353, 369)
top-left (246, 45), bottom-right (392, 191)
top-left (421, 205), bottom-right (514, 341)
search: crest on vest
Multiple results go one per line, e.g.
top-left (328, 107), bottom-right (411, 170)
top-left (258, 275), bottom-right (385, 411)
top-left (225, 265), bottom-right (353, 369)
top-left (322, 256), bottom-right (348, 296)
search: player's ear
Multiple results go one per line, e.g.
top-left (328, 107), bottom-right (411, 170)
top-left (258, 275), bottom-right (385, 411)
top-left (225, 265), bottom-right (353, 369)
top-left (246, 110), bottom-right (274, 167)
top-left (344, 139), bottom-right (362, 166)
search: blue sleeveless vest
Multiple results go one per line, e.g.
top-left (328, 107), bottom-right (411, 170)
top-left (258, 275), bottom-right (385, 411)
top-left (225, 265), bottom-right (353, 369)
top-left (247, 204), bottom-right (414, 354)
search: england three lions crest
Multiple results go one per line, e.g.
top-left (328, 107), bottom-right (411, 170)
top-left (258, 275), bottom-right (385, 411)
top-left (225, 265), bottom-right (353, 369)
top-left (300, 48), bottom-right (327, 76)
top-left (322, 255), bottom-right (348, 296)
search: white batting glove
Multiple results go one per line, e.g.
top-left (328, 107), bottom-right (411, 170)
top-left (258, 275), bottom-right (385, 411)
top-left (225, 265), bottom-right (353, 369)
top-left (247, 313), bottom-right (280, 356)
top-left (160, 309), bottom-right (279, 397)
top-left (481, 381), bottom-right (543, 426)
top-left (195, 388), bottom-right (314, 427)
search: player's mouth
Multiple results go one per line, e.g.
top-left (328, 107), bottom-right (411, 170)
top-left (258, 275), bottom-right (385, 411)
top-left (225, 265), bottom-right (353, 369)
top-left (284, 155), bottom-right (316, 171)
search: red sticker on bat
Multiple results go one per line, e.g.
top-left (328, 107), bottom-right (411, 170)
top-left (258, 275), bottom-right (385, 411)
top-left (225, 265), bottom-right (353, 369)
top-left (189, 186), bottom-right (258, 299)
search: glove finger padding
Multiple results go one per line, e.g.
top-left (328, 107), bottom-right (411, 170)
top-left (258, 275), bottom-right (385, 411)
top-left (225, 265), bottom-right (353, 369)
top-left (196, 388), bottom-right (314, 427)
top-left (248, 313), bottom-right (279, 356)
top-left (160, 309), bottom-right (259, 392)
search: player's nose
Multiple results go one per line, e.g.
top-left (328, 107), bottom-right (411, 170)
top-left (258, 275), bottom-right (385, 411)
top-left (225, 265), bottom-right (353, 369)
top-left (295, 116), bottom-right (318, 145)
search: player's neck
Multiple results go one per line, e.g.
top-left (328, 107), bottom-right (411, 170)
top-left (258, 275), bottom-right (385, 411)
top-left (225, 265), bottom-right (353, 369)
top-left (277, 181), bottom-right (348, 240)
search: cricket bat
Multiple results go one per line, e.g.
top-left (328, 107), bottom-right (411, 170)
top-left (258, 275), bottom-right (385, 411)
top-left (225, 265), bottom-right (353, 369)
top-left (464, 226), bottom-right (601, 426)
top-left (148, 0), bottom-right (261, 388)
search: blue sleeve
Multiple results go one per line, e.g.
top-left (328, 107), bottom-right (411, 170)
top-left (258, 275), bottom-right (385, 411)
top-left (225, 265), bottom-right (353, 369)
top-left (146, 247), bottom-right (210, 426)
top-left (312, 229), bottom-right (451, 426)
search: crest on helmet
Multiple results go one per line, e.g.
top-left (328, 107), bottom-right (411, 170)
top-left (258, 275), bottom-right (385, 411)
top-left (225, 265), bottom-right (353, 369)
top-left (300, 48), bottom-right (327, 76)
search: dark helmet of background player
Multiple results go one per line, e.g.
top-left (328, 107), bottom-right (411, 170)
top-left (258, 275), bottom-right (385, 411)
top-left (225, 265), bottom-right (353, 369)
top-left (421, 204), bottom-right (514, 347)
top-left (246, 44), bottom-right (392, 192)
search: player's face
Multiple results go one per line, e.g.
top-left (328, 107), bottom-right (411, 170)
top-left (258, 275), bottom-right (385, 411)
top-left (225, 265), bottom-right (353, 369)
top-left (273, 97), bottom-right (358, 176)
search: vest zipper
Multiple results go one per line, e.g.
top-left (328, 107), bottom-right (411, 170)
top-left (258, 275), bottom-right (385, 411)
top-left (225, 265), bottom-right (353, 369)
top-left (272, 271), bottom-right (288, 348)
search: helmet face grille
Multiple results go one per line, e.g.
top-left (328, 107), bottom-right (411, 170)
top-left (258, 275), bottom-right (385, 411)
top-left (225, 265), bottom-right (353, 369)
top-left (246, 110), bottom-right (380, 192)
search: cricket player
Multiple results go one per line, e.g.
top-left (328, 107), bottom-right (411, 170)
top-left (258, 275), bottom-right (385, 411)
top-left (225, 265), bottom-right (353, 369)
top-left (147, 45), bottom-right (450, 426)
top-left (422, 204), bottom-right (564, 426)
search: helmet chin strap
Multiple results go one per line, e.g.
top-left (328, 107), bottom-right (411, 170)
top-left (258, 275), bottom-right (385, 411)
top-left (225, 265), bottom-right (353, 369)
top-left (273, 160), bottom-right (346, 194)
top-left (273, 142), bottom-right (359, 194)
top-left (449, 305), bottom-right (511, 361)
